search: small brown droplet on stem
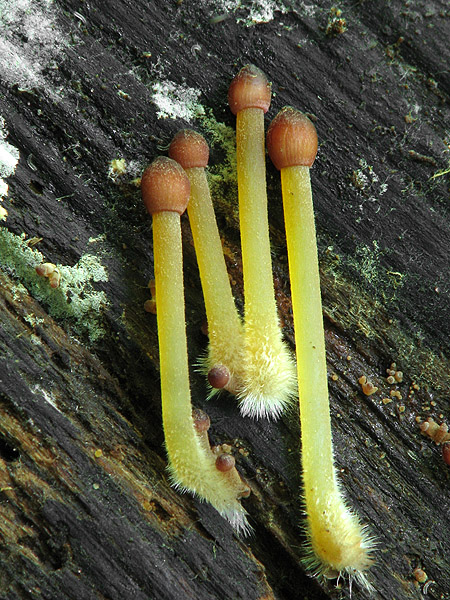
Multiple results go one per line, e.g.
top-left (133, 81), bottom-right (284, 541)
top-left (200, 318), bottom-right (208, 337)
top-left (143, 299), bottom-right (156, 314)
top-left (208, 365), bottom-right (231, 389)
top-left (215, 453), bottom-right (236, 472)
top-left (144, 279), bottom-right (157, 314)
top-left (192, 408), bottom-right (211, 433)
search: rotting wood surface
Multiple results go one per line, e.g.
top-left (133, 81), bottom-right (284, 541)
top-left (0, 1), bottom-right (449, 599)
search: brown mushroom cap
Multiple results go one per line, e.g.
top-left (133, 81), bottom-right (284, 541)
top-left (266, 107), bottom-right (318, 170)
top-left (228, 64), bottom-right (271, 115)
top-left (169, 129), bottom-right (209, 169)
top-left (141, 156), bottom-right (190, 215)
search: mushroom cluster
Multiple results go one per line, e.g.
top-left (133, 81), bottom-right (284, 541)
top-left (140, 65), bottom-right (374, 588)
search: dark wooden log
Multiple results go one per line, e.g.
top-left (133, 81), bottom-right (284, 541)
top-left (1, 1), bottom-right (449, 599)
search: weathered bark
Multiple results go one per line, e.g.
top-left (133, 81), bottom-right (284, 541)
top-left (1, 1), bottom-right (449, 599)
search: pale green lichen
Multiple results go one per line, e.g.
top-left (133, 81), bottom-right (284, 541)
top-left (0, 228), bottom-right (109, 341)
top-left (348, 240), bottom-right (405, 300)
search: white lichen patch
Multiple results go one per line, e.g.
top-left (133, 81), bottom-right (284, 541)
top-left (108, 158), bottom-right (127, 179)
top-left (208, 0), bottom-right (290, 25)
top-left (24, 313), bottom-right (45, 328)
top-left (351, 158), bottom-right (389, 205)
top-left (0, 228), bottom-right (109, 341)
top-left (0, 0), bottom-right (66, 91)
top-left (0, 117), bottom-right (20, 219)
top-left (152, 81), bottom-right (205, 121)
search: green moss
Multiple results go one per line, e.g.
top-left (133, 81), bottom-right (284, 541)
top-left (0, 228), bottom-right (109, 341)
top-left (321, 244), bottom-right (449, 392)
top-left (197, 109), bottom-right (239, 228)
top-left (346, 241), bottom-right (405, 303)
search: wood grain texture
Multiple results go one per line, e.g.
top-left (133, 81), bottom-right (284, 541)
top-left (1, 1), bottom-right (449, 599)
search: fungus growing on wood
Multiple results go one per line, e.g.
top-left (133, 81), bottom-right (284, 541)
top-left (36, 262), bottom-right (61, 288)
top-left (141, 157), bottom-right (249, 531)
top-left (419, 417), bottom-right (450, 445)
top-left (169, 129), bottom-right (245, 395)
top-left (228, 65), bottom-right (297, 419)
top-left (358, 375), bottom-right (378, 396)
top-left (267, 107), bottom-right (374, 586)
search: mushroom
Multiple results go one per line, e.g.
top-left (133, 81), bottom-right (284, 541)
top-left (228, 64), bottom-right (297, 420)
top-left (141, 156), bottom-right (249, 532)
top-left (168, 129), bottom-right (245, 395)
top-left (267, 107), bottom-right (374, 586)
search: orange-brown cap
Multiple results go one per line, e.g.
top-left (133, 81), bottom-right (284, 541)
top-left (228, 64), bottom-right (271, 115)
top-left (169, 129), bottom-right (209, 169)
top-left (266, 107), bottom-right (318, 169)
top-left (141, 157), bottom-right (190, 215)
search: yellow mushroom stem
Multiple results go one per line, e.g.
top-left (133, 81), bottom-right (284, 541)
top-left (282, 166), bottom-right (374, 573)
top-left (236, 107), bottom-right (280, 328)
top-left (186, 168), bottom-right (244, 370)
top-left (142, 157), bottom-right (249, 532)
top-left (152, 210), bottom-right (193, 448)
top-left (229, 65), bottom-right (297, 420)
top-left (267, 107), bottom-right (374, 586)
top-left (169, 130), bottom-right (245, 395)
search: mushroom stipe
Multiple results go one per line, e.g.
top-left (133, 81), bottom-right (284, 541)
top-left (228, 65), bottom-right (297, 420)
